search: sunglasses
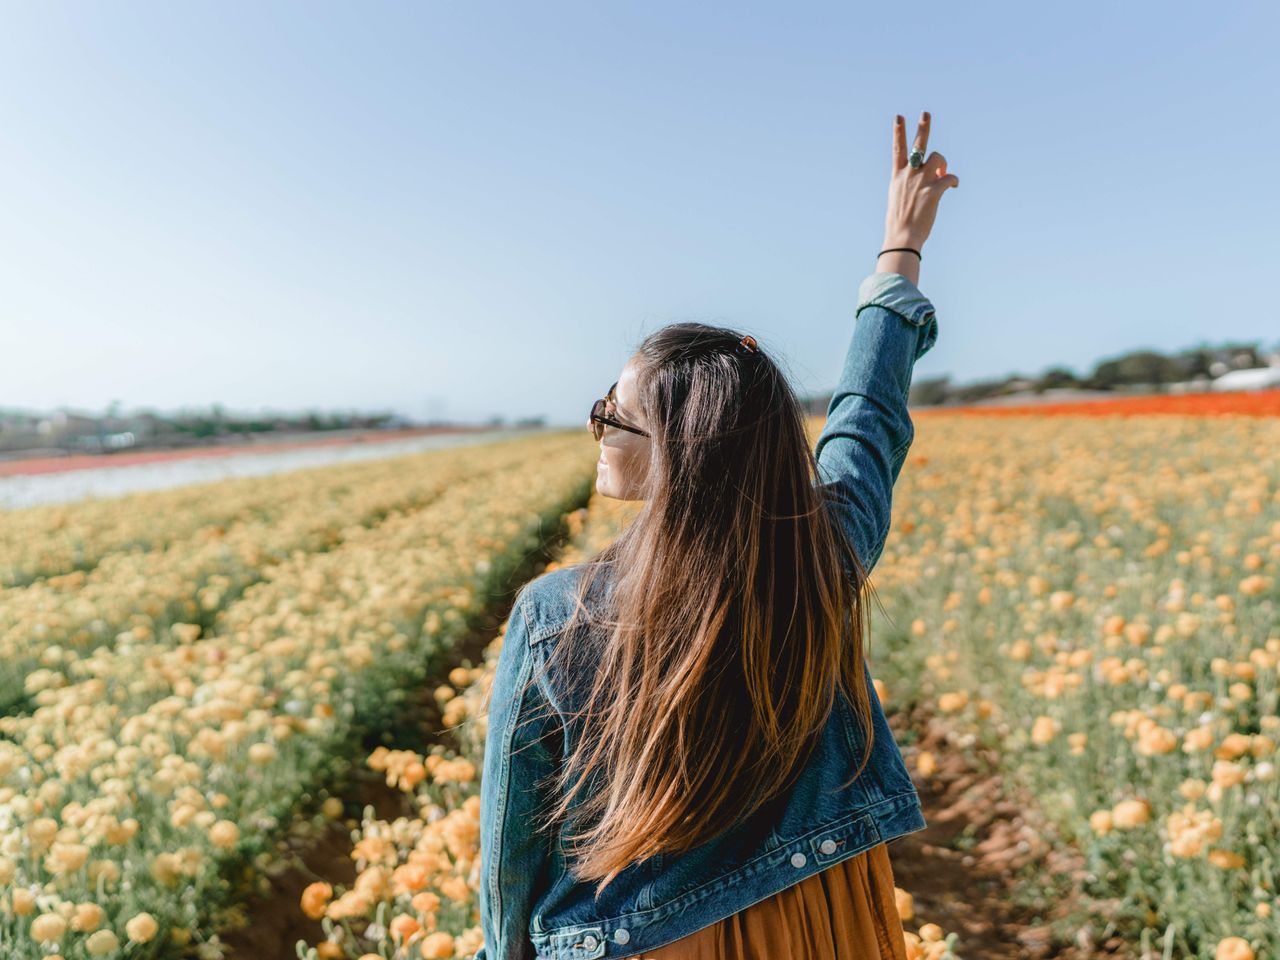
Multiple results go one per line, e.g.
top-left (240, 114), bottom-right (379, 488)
top-left (589, 381), bottom-right (651, 441)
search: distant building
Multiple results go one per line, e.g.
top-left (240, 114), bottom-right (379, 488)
top-left (38, 410), bottom-right (97, 436)
top-left (1211, 367), bottom-right (1280, 391)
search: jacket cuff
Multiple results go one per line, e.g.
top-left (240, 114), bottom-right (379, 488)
top-left (855, 271), bottom-right (938, 359)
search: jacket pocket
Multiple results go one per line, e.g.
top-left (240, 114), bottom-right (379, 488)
top-left (635, 852), bottom-right (664, 912)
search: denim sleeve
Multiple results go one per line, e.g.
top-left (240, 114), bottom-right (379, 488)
top-left (474, 588), bottom-right (560, 960)
top-left (813, 271), bottom-right (938, 582)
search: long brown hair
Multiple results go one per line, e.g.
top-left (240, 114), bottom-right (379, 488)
top-left (516, 322), bottom-right (877, 898)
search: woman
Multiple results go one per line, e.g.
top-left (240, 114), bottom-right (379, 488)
top-left (475, 111), bottom-right (958, 960)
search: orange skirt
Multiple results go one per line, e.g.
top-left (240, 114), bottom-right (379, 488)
top-left (620, 842), bottom-right (909, 960)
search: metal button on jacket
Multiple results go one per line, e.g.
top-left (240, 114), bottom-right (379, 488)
top-left (790, 851), bottom-right (807, 868)
top-left (582, 934), bottom-right (598, 950)
top-left (614, 929), bottom-right (631, 945)
top-left (820, 839), bottom-right (838, 854)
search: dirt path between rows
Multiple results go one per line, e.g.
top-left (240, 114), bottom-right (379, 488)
top-left (886, 704), bottom-right (1136, 959)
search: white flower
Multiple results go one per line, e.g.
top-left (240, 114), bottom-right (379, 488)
top-left (196, 934), bottom-right (226, 960)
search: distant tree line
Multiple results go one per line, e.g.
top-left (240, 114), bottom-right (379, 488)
top-left (906, 340), bottom-right (1275, 407)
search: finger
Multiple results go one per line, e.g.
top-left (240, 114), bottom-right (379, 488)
top-left (923, 151), bottom-right (947, 177)
top-left (893, 115), bottom-right (906, 170)
top-left (912, 110), bottom-right (930, 158)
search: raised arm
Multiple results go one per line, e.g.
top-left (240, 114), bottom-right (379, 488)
top-left (815, 273), bottom-right (937, 580)
top-left (814, 110), bottom-right (958, 583)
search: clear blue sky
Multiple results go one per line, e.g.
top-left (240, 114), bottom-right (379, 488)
top-left (2, 1), bottom-right (1276, 426)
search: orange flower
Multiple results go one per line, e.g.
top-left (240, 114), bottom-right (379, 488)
top-left (300, 882), bottom-right (333, 920)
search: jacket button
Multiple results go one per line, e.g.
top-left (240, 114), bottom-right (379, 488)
top-left (820, 839), bottom-right (838, 854)
top-left (582, 934), bottom-right (599, 950)
top-left (790, 851), bottom-right (807, 868)
top-left (614, 929), bottom-right (631, 945)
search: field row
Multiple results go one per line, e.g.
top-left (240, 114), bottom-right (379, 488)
top-left (0, 439), bottom-right (511, 589)
top-left (0, 438), bottom-right (563, 717)
top-left (0, 431), bottom-right (598, 960)
top-left (928, 388), bottom-right (1280, 418)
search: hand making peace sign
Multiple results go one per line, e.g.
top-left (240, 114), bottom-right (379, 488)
top-left (883, 110), bottom-right (959, 253)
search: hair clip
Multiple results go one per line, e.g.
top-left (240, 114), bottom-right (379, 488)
top-left (733, 334), bottom-right (759, 357)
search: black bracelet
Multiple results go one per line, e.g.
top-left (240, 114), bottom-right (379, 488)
top-left (878, 247), bottom-right (922, 261)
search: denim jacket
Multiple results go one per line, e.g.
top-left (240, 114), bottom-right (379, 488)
top-left (474, 271), bottom-right (938, 960)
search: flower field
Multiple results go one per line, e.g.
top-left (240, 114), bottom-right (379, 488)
top-left (4, 405), bottom-right (1278, 960)
top-left (870, 412), bottom-right (1280, 959)
top-left (0, 431), bottom-right (598, 959)
top-left (0, 446), bottom-right (540, 716)
top-left (289, 409), bottom-right (1280, 960)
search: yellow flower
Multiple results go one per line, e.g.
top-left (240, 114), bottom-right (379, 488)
top-left (1182, 726), bottom-right (1215, 753)
top-left (209, 820), bottom-right (240, 849)
top-left (917, 922), bottom-right (943, 942)
top-left (26, 818), bottom-right (59, 849)
top-left (1211, 761), bottom-right (1246, 790)
top-left (85, 929), bottom-right (121, 956)
top-left (326, 889), bottom-right (375, 921)
top-left (1030, 715), bottom-right (1060, 745)
top-left (126, 912), bottom-right (159, 944)
top-left (151, 851), bottom-right (188, 886)
top-left (72, 903), bottom-right (105, 932)
top-left (1112, 799), bottom-right (1150, 828)
top-left (1215, 734), bottom-right (1252, 760)
top-left (1207, 849), bottom-right (1246, 870)
top-left (248, 742), bottom-right (278, 765)
top-left (11, 888), bottom-right (37, 916)
top-left (1215, 936), bottom-right (1254, 960)
top-left (439, 875), bottom-right (471, 903)
top-left (419, 931), bottom-right (457, 959)
top-left (44, 841), bottom-right (90, 875)
top-left (31, 913), bottom-right (69, 944)
top-left (1239, 575), bottom-right (1271, 596)
top-left (390, 913), bottom-right (424, 944)
top-left (937, 691), bottom-right (968, 713)
top-left (1049, 590), bottom-right (1075, 611)
top-left (411, 890), bottom-right (442, 915)
top-left (894, 886), bottom-right (914, 921)
top-left (1137, 725), bottom-right (1177, 756)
